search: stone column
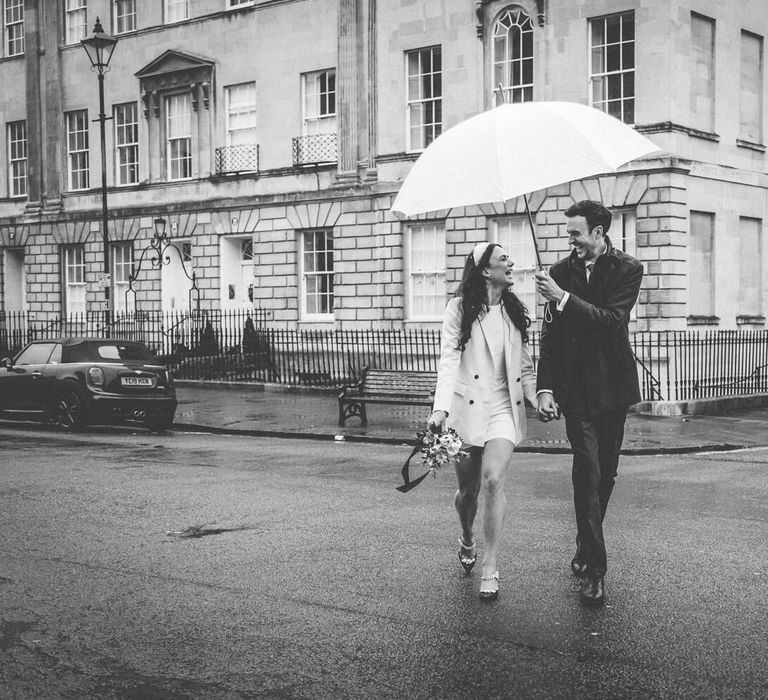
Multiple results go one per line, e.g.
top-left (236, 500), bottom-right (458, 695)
top-left (145, 91), bottom-right (162, 182)
top-left (336, 0), bottom-right (358, 181)
top-left (23, 0), bottom-right (42, 211)
top-left (362, 0), bottom-right (377, 180)
top-left (41, 0), bottom-right (63, 211)
top-left (196, 82), bottom-right (212, 178)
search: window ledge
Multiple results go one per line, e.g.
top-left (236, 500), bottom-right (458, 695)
top-left (376, 152), bottom-right (421, 164)
top-left (736, 139), bottom-right (766, 153)
top-left (299, 317), bottom-right (335, 325)
top-left (687, 315), bottom-right (720, 326)
top-left (736, 314), bottom-right (765, 325)
top-left (635, 122), bottom-right (719, 142)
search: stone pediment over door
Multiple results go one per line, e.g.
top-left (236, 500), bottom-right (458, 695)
top-left (135, 50), bottom-right (215, 115)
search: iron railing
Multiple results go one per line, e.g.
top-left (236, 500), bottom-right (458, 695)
top-left (631, 330), bottom-right (768, 401)
top-left (214, 144), bottom-right (259, 175)
top-left (292, 133), bottom-right (338, 166)
top-left (2, 312), bottom-right (767, 401)
top-left (0, 308), bottom-right (272, 359)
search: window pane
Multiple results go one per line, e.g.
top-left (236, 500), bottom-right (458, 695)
top-left (622, 13), bottom-right (635, 40)
top-left (592, 75), bottom-right (606, 104)
top-left (492, 8), bottom-right (534, 105)
top-left (606, 15), bottom-right (621, 43)
top-left (493, 218), bottom-right (537, 320)
top-left (226, 82), bottom-right (257, 146)
top-left (301, 230), bottom-right (334, 317)
top-left (166, 94), bottom-right (192, 180)
top-left (408, 223), bottom-right (445, 318)
top-left (406, 47), bottom-right (442, 151)
top-left (5, 0), bottom-right (25, 55)
top-left (114, 102), bottom-right (139, 185)
top-left (607, 44), bottom-right (621, 72)
top-left (66, 110), bottom-right (89, 190)
top-left (115, 0), bottom-right (137, 33)
top-left (622, 98), bottom-right (635, 125)
top-left (608, 73), bottom-right (622, 99)
top-left (622, 41), bottom-right (635, 70)
top-left (7, 119), bottom-right (27, 197)
top-left (166, 0), bottom-right (189, 22)
top-left (64, 246), bottom-right (87, 314)
top-left (589, 12), bottom-right (635, 124)
top-left (302, 69), bottom-right (337, 141)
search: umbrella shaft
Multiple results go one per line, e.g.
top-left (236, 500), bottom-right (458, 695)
top-left (523, 194), bottom-right (543, 270)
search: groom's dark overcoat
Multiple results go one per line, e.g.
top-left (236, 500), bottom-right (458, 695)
top-left (536, 236), bottom-right (643, 414)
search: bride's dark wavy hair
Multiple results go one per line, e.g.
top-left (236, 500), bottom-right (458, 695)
top-left (455, 243), bottom-right (530, 351)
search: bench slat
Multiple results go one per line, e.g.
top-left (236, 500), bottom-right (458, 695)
top-left (339, 368), bottom-right (438, 425)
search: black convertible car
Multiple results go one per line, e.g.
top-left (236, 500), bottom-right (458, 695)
top-left (0, 338), bottom-right (177, 431)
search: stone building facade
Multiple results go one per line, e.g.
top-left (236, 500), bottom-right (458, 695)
top-left (0, 0), bottom-right (766, 332)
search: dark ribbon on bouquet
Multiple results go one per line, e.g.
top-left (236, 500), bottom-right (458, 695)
top-left (396, 431), bottom-right (431, 493)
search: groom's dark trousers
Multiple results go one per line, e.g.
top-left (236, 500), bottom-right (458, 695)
top-left (564, 408), bottom-right (626, 577)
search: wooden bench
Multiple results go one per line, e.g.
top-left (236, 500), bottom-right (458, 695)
top-left (338, 368), bottom-right (437, 426)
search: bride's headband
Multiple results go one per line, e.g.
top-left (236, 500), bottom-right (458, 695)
top-left (472, 242), bottom-right (492, 266)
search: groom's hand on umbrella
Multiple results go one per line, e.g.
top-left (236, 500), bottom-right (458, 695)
top-left (535, 269), bottom-right (565, 303)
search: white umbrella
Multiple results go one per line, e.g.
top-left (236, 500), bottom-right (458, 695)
top-left (391, 101), bottom-right (661, 266)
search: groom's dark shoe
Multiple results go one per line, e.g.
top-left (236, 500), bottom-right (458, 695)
top-left (570, 550), bottom-right (588, 577)
top-left (580, 576), bottom-right (605, 607)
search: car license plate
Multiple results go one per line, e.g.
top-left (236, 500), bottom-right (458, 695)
top-left (121, 376), bottom-right (153, 386)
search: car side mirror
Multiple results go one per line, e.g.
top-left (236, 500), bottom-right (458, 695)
top-left (0, 357), bottom-right (11, 368)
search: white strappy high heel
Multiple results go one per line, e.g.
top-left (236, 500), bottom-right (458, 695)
top-left (479, 571), bottom-right (499, 601)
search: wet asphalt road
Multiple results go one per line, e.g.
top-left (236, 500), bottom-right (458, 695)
top-left (1, 425), bottom-right (767, 699)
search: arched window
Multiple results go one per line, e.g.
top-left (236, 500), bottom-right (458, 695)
top-left (492, 8), bottom-right (534, 105)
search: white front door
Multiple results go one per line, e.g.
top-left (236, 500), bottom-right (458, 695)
top-left (3, 248), bottom-right (25, 313)
top-left (220, 236), bottom-right (253, 309)
top-left (161, 240), bottom-right (191, 311)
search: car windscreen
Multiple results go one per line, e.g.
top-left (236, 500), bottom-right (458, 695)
top-left (61, 342), bottom-right (158, 364)
top-left (14, 342), bottom-right (58, 365)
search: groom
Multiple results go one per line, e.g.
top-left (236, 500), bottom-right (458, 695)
top-left (535, 200), bottom-right (643, 607)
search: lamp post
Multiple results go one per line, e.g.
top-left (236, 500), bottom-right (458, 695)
top-left (81, 18), bottom-right (118, 334)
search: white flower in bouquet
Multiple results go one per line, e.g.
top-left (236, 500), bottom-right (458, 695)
top-left (438, 431), bottom-right (463, 456)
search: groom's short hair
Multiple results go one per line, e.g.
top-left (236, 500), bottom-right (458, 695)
top-left (565, 200), bottom-right (612, 235)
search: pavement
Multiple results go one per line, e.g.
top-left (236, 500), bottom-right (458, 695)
top-left (173, 380), bottom-right (768, 454)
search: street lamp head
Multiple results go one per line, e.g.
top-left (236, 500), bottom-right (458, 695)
top-left (153, 218), bottom-right (168, 241)
top-left (80, 17), bottom-right (118, 73)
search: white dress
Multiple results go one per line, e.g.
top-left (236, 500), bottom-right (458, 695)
top-left (483, 303), bottom-right (518, 445)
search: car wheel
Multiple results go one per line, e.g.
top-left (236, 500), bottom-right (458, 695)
top-left (54, 386), bottom-right (87, 431)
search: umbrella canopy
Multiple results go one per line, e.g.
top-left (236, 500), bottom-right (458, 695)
top-left (391, 101), bottom-right (661, 218)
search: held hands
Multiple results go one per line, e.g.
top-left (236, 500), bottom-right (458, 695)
top-left (536, 393), bottom-right (561, 423)
top-left (535, 269), bottom-right (565, 303)
top-left (427, 410), bottom-right (448, 433)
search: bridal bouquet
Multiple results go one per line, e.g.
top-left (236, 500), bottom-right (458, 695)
top-left (397, 427), bottom-right (469, 493)
top-left (419, 427), bottom-right (469, 477)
